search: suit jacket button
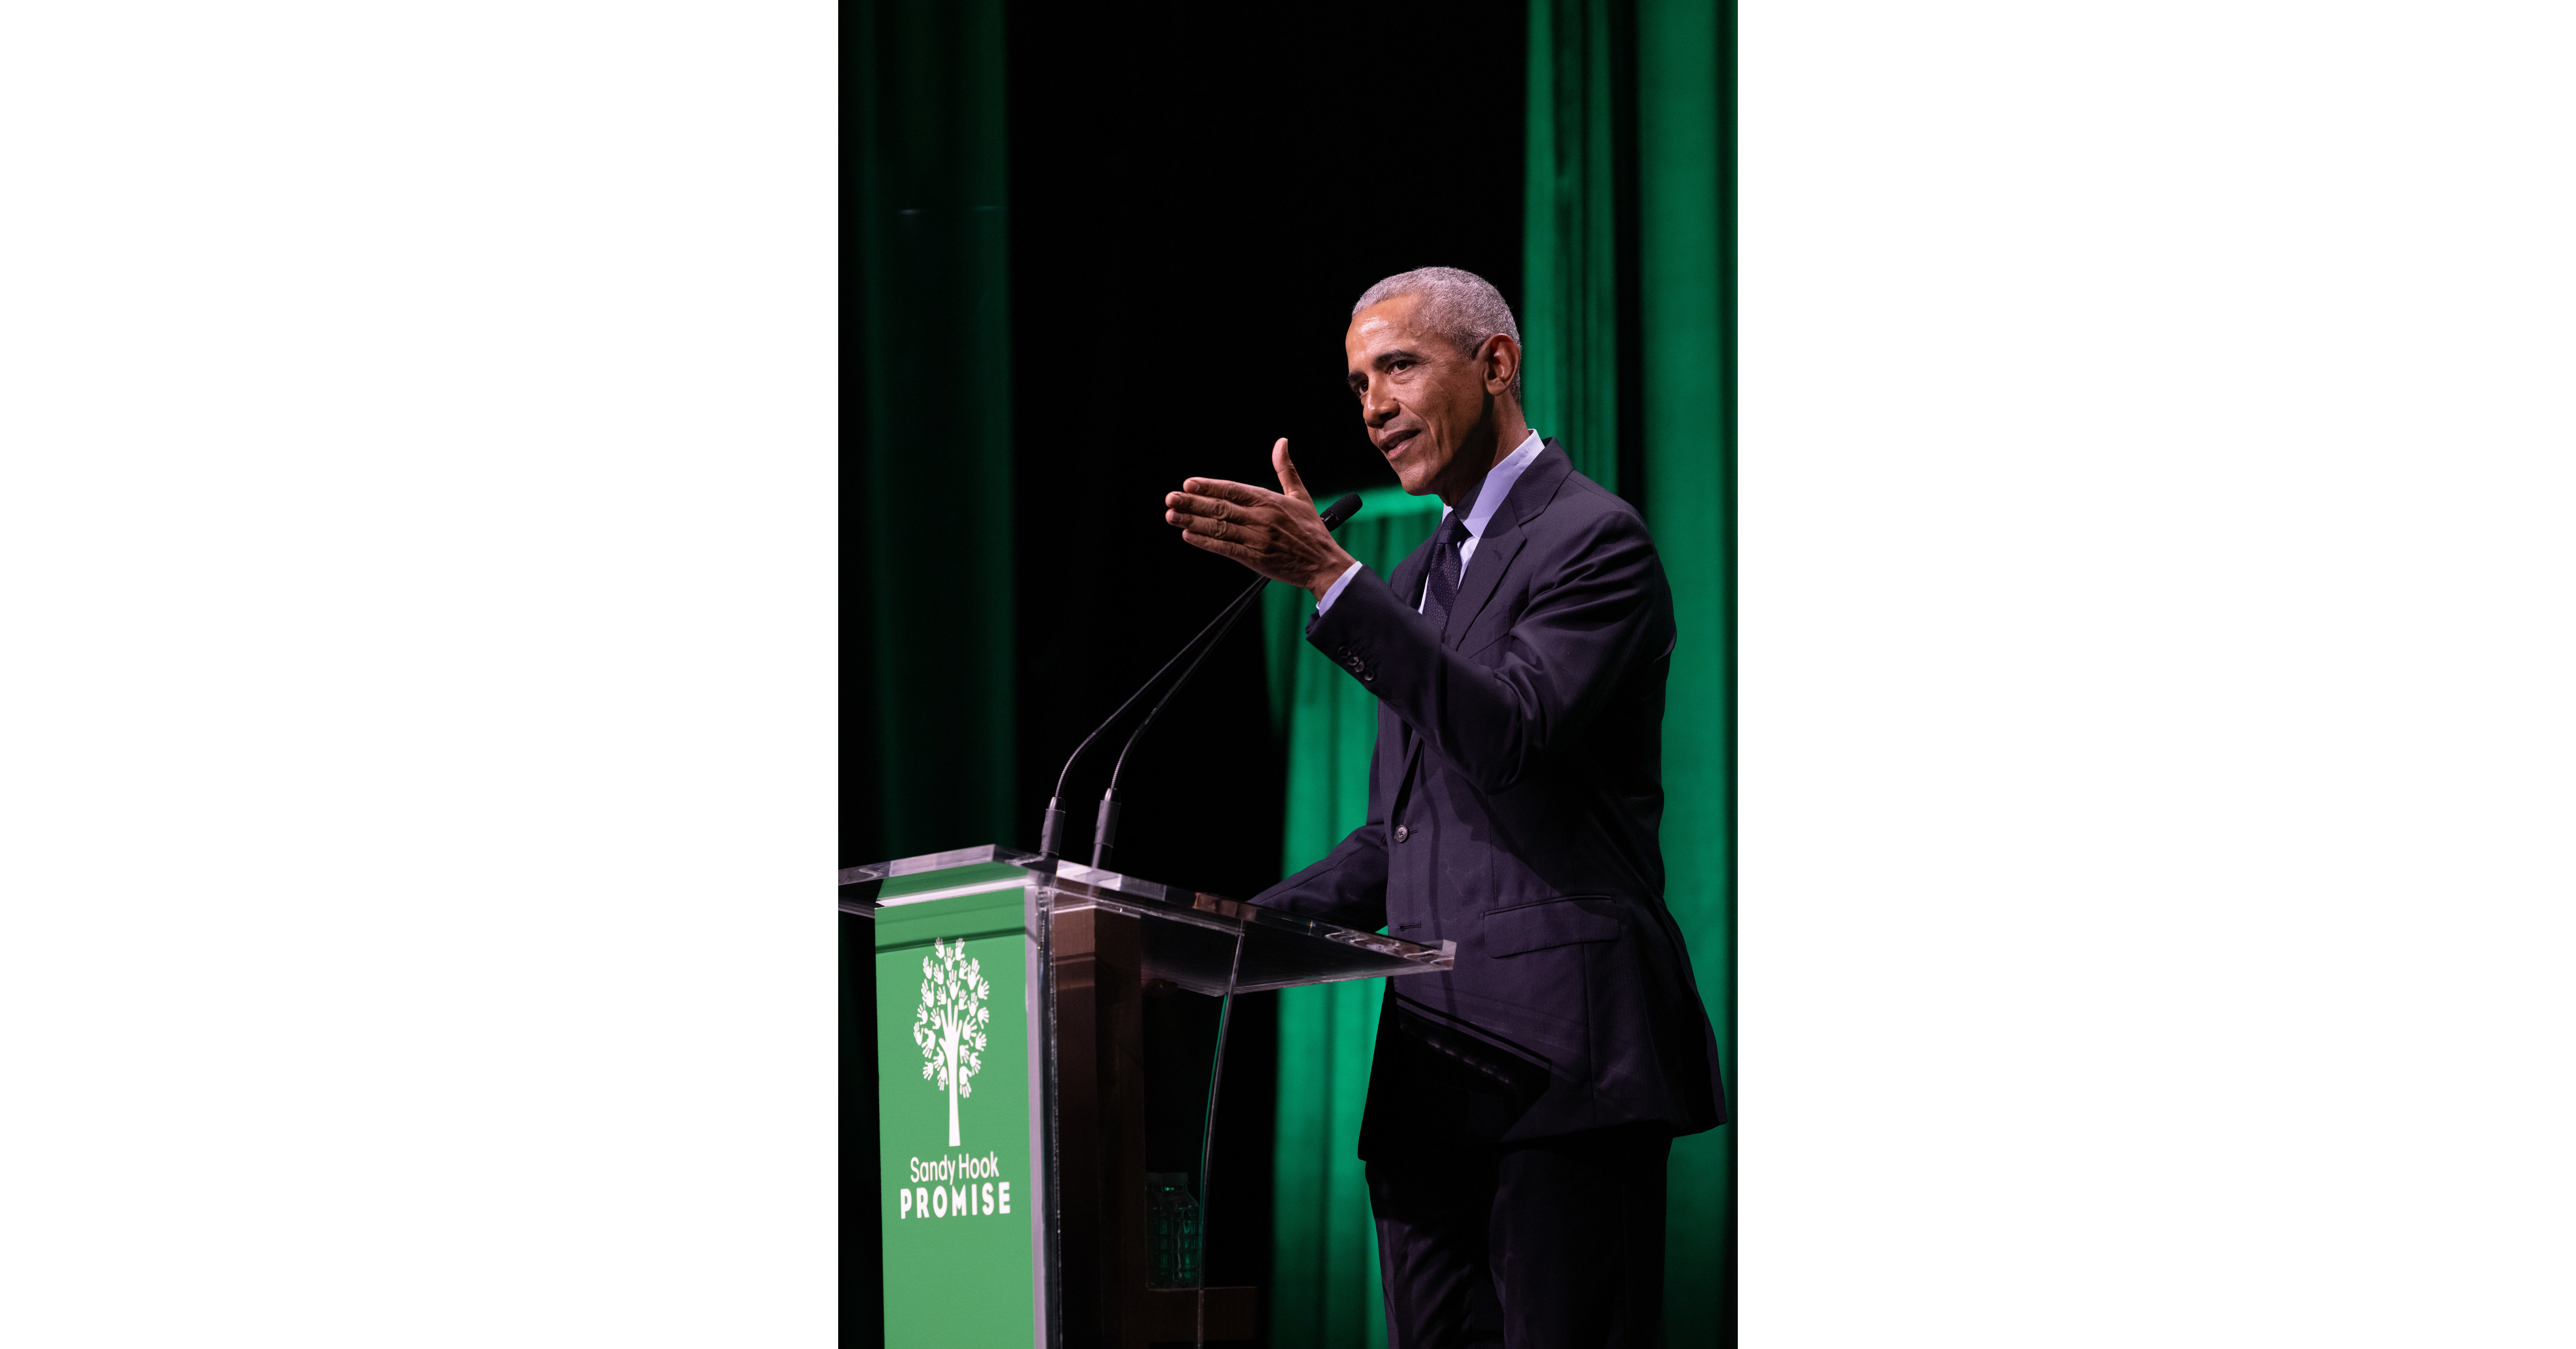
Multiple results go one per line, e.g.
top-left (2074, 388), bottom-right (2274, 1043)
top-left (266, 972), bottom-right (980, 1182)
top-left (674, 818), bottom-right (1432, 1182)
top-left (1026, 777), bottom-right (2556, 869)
top-left (1394, 825), bottom-right (1409, 843)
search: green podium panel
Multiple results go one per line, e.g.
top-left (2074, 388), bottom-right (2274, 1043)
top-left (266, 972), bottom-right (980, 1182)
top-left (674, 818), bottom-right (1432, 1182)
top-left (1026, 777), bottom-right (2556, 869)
top-left (841, 845), bottom-right (1451, 1349)
top-left (872, 880), bottom-right (1042, 1347)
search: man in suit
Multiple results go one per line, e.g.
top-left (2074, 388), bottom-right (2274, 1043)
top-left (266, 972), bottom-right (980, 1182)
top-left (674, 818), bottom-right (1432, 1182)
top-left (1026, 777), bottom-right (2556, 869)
top-left (1162, 266), bottom-right (1724, 1349)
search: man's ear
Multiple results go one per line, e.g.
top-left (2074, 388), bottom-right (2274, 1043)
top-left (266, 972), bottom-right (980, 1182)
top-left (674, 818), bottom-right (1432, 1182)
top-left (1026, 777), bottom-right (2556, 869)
top-left (1483, 334), bottom-right (1523, 397)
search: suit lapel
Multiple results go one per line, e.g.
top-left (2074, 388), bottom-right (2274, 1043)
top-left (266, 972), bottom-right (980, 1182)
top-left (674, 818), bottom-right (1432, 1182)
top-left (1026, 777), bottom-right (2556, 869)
top-left (1388, 536), bottom-right (1435, 614)
top-left (1444, 442), bottom-right (1575, 649)
top-left (1383, 534), bottom-right (1437, 769)
top-left (1373, 445), bottom-right (1579, 804)
top-left (1446, 533), bottom-right (1527, 649)
top-left (1384, 699), bottom-right (1422, 818)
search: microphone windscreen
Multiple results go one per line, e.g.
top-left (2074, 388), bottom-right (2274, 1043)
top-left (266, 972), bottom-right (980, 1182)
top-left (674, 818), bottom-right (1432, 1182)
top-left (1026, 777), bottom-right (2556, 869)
top-left (1320, 493), bottom-right (1364, 530)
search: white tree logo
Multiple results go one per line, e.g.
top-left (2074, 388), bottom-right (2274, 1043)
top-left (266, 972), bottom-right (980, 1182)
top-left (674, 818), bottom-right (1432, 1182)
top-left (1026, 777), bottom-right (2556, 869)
top-left (914, 938), bottom-right (992, 1147)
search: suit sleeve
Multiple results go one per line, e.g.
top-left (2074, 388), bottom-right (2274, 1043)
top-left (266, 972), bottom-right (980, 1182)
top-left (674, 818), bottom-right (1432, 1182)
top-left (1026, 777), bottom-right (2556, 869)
top-left (1248, 817), bottom-right (1389, 932)
top-left (1303, 509), bottom-right (1664, 795)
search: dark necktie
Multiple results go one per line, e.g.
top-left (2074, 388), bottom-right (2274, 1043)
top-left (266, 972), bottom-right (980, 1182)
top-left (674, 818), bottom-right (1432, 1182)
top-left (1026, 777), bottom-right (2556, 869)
top-left (1420, 509), bottom-right (1472, 636)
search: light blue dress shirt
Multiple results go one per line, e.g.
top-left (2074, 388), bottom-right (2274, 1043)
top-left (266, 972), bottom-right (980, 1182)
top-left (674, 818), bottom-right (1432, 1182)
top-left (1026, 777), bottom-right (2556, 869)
top-left (1315, 429), bottom-right (1545, 616)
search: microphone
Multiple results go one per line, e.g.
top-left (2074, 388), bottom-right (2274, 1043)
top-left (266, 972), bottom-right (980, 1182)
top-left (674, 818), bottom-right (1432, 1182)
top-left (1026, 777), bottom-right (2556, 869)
top-left (1087, 494), bottom-right (1361, 870)
top-left (1039, 492), bottom-right (1363, 866)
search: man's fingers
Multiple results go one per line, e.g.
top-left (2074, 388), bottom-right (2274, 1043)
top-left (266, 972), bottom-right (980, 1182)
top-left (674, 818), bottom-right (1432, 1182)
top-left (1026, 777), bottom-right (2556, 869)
top-left (1168, 495), bottom-right (1278, 551)
top-left (1165, 491), bottom-right (1281, 528)
top-left (1163, 449), bottom-right (1334, 580)
top-left (1271, 438), bottom-right (1314, 508)
top-left (1166, 505), bottom-right (1255, 545)
top-left (1164, 496), bottom-right (1228, 531)
top-left (1180, 477), bottom-right (1273, 508)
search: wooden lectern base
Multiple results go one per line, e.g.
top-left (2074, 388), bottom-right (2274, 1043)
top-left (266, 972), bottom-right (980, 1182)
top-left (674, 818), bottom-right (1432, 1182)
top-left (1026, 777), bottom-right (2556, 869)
top-left (1139, 1286), bottom-right (1256, 1344)
top-left (1058, 905), bottom-right (1261, 1345)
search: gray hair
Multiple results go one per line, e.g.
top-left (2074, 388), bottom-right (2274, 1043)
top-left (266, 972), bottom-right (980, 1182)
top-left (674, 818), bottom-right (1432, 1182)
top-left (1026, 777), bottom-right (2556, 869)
top-left (1351, 266), bottom-right (1524, 402)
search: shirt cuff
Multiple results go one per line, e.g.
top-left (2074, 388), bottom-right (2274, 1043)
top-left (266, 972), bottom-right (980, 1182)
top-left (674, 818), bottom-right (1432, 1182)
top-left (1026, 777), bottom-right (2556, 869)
top-left (1313, 561), bottom-right (1364, 615)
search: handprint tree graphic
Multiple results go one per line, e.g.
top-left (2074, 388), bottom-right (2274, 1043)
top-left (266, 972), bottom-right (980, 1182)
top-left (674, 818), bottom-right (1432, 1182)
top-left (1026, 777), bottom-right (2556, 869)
top-left (914, 938), bottom-right (992, 1148)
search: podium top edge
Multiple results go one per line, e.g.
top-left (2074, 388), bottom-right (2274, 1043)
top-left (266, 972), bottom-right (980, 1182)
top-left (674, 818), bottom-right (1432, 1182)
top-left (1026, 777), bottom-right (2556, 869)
top-left (839, 843), bottom-right (1042, 887)
top-left (835, 844), bottom-right (1452, 973)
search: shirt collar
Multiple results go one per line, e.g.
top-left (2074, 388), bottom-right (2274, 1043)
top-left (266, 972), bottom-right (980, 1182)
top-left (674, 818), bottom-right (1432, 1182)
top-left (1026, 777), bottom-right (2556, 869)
top-left (1440, 429), bottom-right (1546, 538)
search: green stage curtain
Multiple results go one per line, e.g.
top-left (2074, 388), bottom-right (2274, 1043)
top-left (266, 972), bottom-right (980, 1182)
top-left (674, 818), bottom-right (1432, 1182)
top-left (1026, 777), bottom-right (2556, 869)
top-left (1263, 486), bottom-right (1443, 1349)
top-left (854, 0), bottom-right (1015, 861)
top-left (1522, 0), bottom-right (1627, 492)
top-left (1636, 1), bottom-right (1735, 1341)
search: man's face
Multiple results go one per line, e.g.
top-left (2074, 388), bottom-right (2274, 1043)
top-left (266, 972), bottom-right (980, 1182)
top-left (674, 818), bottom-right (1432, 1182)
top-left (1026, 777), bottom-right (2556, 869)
top-left (1344, 295), bottom-right (1503, 499)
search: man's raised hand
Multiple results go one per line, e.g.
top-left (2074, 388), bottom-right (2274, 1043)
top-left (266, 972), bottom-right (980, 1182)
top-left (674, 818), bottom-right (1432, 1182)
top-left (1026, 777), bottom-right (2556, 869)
top-left (1163, 438), bottom-right (1357, 599)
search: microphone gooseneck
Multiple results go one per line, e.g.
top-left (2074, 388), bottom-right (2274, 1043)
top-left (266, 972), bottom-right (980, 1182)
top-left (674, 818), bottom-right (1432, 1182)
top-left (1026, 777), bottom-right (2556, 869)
top-left (1036, 581), bottom-right (1263, 861)
top-left (1086, 493), bottom-right (1362, 870)
top-left (1040, 492), bottom-right (1363, 863)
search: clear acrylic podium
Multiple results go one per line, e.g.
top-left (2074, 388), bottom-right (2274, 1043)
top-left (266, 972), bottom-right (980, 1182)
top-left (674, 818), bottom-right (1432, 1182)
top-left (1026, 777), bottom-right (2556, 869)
top-left (841, 845), bottom-right (1452, 1348)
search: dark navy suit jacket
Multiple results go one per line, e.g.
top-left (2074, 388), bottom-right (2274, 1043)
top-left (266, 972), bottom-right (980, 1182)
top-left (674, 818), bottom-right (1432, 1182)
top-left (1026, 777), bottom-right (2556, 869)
top-left (1252, 440), bottom-right (1726, 1157)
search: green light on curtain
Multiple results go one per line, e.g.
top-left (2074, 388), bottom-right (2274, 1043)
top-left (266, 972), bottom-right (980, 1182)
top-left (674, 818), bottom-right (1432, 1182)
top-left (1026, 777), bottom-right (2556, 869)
top-left (1635, 1), bottom-right (1733, 1341)
top-left (1523, 0), bottom-right (1624, 492)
